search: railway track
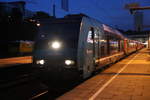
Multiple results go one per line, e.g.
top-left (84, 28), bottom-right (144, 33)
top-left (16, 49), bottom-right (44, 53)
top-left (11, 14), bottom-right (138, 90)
top-left (0, 64), bottom-right (49, 100)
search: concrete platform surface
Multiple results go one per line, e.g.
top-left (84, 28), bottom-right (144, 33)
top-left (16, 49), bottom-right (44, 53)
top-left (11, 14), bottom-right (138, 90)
top-left (57, 48), bottom-right (150, 100)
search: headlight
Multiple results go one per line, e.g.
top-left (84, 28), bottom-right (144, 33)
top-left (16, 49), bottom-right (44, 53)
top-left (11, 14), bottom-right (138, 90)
top-left (51, 41), bottom-right (61, 49)
top-left (65, 60), bottom-right (75, 65)
top-left (36, 59), bottom-right (45, 65)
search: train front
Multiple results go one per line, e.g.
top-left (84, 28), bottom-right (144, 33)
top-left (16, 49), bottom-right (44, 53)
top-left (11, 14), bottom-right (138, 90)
top-left (33, 19), bottom-right (81, 81)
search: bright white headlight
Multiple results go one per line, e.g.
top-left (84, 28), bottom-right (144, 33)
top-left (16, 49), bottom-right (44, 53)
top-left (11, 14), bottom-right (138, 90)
top-left (51, 41), bottom-right (61, 49)
top-left (36, 59), bottom-right (45, 65)
top-left (65, 60), bottom-right (75, 65)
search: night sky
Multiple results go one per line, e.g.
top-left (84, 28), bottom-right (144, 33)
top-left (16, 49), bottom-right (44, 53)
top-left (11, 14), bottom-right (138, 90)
top-left (2, 0), bottom-right (150, 31)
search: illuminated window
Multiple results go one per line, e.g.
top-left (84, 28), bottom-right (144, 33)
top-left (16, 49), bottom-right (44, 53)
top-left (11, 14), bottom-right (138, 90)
top-left (87, 28), bottom-right (94, 43)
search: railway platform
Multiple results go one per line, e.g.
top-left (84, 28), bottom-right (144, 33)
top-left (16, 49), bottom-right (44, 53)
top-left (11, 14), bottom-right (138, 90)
top-left (57, 48), bottom-right (150, 100)
top-left (0, 56), bottom-right (32, 68)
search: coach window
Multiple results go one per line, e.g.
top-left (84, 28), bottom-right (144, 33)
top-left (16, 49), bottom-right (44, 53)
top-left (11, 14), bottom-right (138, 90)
top-left (119, 39), bottom-right (123, 52)
top-left (118, 40), bottom-right (121, 51)
top-left (119, 40), bottom-right (124, 51)
top-left (109, 36), bottom-right (118, 55)
top-left (106, 35), bottom-right (110, 55)
top-left (100, 36), bottom-right (107, 57)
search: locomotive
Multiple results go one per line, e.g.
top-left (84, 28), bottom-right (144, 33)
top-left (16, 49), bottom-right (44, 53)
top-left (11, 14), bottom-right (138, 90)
top-left (33, 14), bottom-right (144, 81)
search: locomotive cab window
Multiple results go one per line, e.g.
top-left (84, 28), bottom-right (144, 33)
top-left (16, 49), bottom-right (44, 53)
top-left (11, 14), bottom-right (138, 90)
top-left (35, 21), bottom-right (81, 51)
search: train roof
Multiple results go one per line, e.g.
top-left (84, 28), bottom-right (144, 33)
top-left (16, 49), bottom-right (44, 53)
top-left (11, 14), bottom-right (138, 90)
top-left (103, 24), bottom-right (125, 39)
top-left (37, 14), bottom-right (84, 25)
top-left (38, 14), bottom-right (125, 39)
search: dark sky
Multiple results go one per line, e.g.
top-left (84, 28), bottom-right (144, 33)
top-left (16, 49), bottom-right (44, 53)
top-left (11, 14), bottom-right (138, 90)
top-left (2, 0), bottom-right (150, 31)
